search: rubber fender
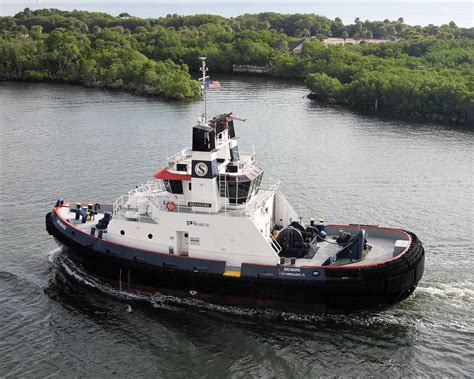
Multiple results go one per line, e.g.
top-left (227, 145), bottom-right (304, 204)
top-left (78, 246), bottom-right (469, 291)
top-left (414, 256), bottom-right (425, 283)
top-left (385, 269), bottom-right (415, 293)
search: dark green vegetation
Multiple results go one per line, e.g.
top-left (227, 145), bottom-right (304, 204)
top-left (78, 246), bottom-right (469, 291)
top-left (304, 39), bottom-right (474, 122)
top-left (1, 9), bottom-right (473, 121)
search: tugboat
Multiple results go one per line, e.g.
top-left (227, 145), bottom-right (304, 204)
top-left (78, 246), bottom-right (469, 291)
top-left (46, 58), bottom-right (424, 312)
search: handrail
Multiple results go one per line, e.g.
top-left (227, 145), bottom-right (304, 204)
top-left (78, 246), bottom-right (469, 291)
top-left (245, 179), bottom-right (280, 216)
top-left (246, 178), bottom-right (282, 254)
top-left (113, 177), bottom-right (280, 223)
top-left (113, 194), bottom-right (126, 216)
top-left (269, 234), bottom-right (282, 253)
top-left (248, 209), bottom-right (282, 254)
top-left (128, 181), bottom-right (164, 196)
top-left (113, 181), bottom-right (165, 218)
top-left (237, 151), bottom-right (256, 170)
top-left (166, 147), bottom-right (192, 168)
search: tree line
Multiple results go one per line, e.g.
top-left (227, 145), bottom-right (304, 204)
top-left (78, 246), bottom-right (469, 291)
top-left (1, 9), bottom-right (473, 121)
top-left (303, 38), bottom-right (473, 122)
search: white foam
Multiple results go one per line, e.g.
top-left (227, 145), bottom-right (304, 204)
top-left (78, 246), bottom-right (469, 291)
top-left (55, 257), bottom-right (400, 322)
top-left (47, 247), bottom-right (63, 264)
top-left (415, 281), bottom-right (474, 304)
top-left (55, 256), bottom-right (472, 325)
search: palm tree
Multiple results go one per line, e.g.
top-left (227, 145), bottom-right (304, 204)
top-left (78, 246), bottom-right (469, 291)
top-left (23, 7), bottom-right (32, 17)
top-left (395, 22), bottom-right (404, 34)
top-left (354, 32), bottom-right (361, 44)
top-left (341, 31), bottom-right (349, 44)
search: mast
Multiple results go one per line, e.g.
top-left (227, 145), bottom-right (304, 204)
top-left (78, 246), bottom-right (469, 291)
top-left (198, 56), bottom-right (209, 124)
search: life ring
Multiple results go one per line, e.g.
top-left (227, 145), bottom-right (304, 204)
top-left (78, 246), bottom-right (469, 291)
top-left (165, 201), bottom-right (176, 212)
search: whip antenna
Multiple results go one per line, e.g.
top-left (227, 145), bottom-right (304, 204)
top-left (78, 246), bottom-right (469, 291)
top-left (198, 57), bottom-right (208, 124)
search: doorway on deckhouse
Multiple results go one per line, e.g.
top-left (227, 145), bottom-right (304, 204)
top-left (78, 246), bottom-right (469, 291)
top-left (177, 231), bottom-right (189, 256)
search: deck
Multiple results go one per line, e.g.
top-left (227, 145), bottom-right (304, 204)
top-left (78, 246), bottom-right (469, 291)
top-left (59, 204), bottom-right (407, 269)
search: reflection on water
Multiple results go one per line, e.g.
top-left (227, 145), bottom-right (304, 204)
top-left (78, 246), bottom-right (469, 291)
top-left (45, 254), bottom-right (417, 377)
top-left (0, 80), bottom-right (473, 377)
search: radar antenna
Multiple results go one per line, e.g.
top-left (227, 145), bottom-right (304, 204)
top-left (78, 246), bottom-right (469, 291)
top-left (198, 56), bottom-right (209, 124)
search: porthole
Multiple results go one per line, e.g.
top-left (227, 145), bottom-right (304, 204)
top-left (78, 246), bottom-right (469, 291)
top-left (184, 233), bottom-right (189, 238)
top-left (148, 233), bottom-right (153, 239)
top-left (120, 230), bottom-right (125, 235)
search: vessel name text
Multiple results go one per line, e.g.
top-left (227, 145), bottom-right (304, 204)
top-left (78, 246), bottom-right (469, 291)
top-left (186, 221), bottom-right (210, 227)
top-left (283, 267), bottom-right (301, 272)
top-left (278, 267), bottom-right (305, 277)
top-left (56, 219), bottom-right (67, 230)
top-left (188, 202), bottom-right (212, 208)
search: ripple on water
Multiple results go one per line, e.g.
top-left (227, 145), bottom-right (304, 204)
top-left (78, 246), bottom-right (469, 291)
top-left (0, 81), bottom-right (473, 377)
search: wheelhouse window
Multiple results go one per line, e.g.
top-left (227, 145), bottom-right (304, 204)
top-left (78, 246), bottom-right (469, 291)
top-left (228, 179), bottom-right (252, 204)
top-left (249, 172), bottom-right (263, 197)
top-left (164, 180), bottom-right (183, 194)
top-left (237, 180), bottom-right (251, 204)
top-left (225, 168), bottom-right (264, 205)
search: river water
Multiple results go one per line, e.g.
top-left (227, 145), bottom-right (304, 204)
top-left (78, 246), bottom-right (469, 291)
top-left (0, 79), bottom-right (472, 377)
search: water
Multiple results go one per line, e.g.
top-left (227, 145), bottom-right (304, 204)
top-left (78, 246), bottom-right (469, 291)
top-left (1, 1), bottom-right (473, 27)
top-left (0, 79), bottom-right (473, 376)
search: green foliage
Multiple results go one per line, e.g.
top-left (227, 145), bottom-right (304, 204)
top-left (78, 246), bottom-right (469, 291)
top-left (0, 15), bottom-right (199, 99)
top-left (302, 38), bottom-right (474, 121)
top-left (0, 8), bottom-right (473, 120)
top-left (306, 73), bottom-right (343, 99)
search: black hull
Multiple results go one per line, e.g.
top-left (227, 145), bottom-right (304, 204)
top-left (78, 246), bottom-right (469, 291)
top-left (46, 212), bottom-right (425, 313)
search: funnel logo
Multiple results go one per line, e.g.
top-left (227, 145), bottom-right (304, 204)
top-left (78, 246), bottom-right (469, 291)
top-left (192, 160), bottom-right (216, 179)
top-left (195, 162), bottom-right (208, 177)
top-left (187, 221), bottom-right (210, 227)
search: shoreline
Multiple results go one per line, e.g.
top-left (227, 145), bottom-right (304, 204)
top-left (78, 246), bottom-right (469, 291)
top-left (2, 77), bottom-right (471, 127)
top-left (0, 77), bottom-right (191, 102)
top-left (306, 93), bottom-right (472, 126)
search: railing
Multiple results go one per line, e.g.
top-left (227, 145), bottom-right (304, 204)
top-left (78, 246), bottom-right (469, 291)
top-left (246, 178), bottom-right (282, 253)
top-left (212, 177), bottom-right (280, 218)
top-left (113, 176), bottom-right (280, 224)
top-left (247, 205), bottom-right (282, 254)
top-left (113, 194), bottom-right (127, 216)
top-left (268, 234), bottom-right (282, 254)
top-left (232, 64), bottom-right (273, 74)
top-left (113, 181), bottom-right (165, 218)
top-left (166, 148), bottom-right (192, 168)
top-left (130, 181), bottom-right (165, 196)
top-left (246, 179), bottom-right (280, 217)
top-left (238, 152), bottom-right (256, 170)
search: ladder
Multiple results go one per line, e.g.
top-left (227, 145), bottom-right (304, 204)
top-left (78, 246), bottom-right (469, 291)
top-left (218, 174), bottom-right (227, 214)
top-left (218, 175), bottom-right (227, 197)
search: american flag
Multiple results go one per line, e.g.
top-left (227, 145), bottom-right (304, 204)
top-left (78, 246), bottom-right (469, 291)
top-left (208, 80), bottom-right (221, 89)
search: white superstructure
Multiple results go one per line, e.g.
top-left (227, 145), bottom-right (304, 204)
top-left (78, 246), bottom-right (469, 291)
top-left (110, 58), bottom-right (299, 268)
